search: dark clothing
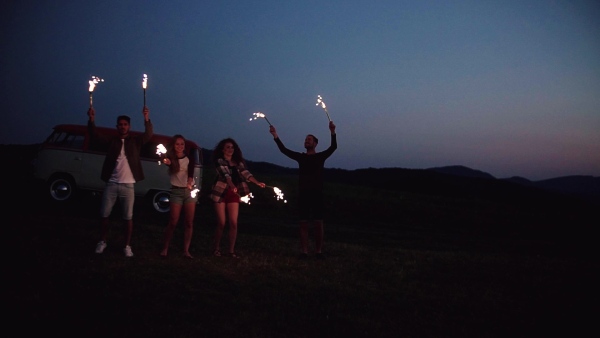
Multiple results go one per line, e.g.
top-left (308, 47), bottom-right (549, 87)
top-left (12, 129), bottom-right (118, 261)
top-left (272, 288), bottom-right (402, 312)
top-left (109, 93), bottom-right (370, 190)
top-left (298, 189), bottom-right (324, 220)
top-left (88, 120), bottom-right (153, 182)
top-left (273, 134), bottom-right (337, 191)
top-left (273, 134), bottom-right (337, 220)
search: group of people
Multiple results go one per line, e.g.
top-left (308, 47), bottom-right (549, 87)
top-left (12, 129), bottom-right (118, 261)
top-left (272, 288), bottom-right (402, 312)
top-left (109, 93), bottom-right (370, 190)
top-left (88, 105), bottom-right (337, 260)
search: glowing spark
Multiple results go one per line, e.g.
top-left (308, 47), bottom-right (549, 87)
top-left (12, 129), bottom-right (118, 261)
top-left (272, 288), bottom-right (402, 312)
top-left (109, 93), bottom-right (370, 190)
top-left (156, 144), bottom-right (166, 165)
top-left (266, 185), bottom-right (287, 203)
top-left (142, 74), bottom-right (148, 89)
top-left (272, 186), bottom-right (287, 203)
top-left (88, 76), bottom-right (104, 92)
top-left (249, 112), bottom-right (272, 126)
top-left (316, 95), bottom-right (331, 122)
top-left (240, 192), bottom-right (254, 204)
top-left (190, 179), bottom-right (199, 198)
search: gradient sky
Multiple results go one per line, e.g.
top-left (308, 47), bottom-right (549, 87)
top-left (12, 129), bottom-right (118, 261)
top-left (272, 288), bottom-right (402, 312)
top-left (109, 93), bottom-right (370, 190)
top-left (2, 0), bottom-right (599, 181)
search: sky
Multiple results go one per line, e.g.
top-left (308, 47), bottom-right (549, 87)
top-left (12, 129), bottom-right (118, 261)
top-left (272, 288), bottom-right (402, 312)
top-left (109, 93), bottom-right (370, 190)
top-left (1, 0), bottom-right (599, 181)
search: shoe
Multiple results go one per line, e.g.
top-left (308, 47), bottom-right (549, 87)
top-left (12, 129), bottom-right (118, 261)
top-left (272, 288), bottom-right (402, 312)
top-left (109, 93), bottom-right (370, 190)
top-left (298, 253), bottom-right (308, 260)
top-left (316, 253), bottom-right (326, 260)
top-left (124, 245), bottom-right (134, 257)
top-left (95, 241), bottom-right (107, 254)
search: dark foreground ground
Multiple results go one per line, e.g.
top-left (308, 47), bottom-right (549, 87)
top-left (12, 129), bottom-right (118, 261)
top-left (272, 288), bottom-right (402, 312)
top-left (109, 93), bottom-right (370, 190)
top-left (5, 147), bottom-right (599, 338)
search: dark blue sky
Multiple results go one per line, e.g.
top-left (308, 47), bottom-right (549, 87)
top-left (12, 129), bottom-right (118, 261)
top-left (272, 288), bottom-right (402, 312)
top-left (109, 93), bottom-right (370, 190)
top-left (2, 1), bottom-right (599, 180)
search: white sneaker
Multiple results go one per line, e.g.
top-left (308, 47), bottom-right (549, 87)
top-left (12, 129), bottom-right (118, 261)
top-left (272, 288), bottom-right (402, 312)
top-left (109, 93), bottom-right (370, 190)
top-left (124, 245), bottom-right (134, 257)
top-left (95, 241), bottom-right (107, 254)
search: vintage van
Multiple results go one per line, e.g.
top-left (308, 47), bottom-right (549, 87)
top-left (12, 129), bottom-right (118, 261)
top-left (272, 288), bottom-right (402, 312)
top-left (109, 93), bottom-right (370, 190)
top-left (32, 124), bottom-right (203, 213)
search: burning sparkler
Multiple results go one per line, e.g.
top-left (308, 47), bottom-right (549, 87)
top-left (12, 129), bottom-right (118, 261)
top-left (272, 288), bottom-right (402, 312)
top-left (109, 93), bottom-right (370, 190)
top-left (156, 143), bottom-right (166, 165)
top-left (316, 95), bottom-right (331, 122)
top-left (142, 74), bottom-right (148, 107)
top-left (190, 179), bottom-right (199, 198)
top-left (249, 112), bottom-right (272, 126)
top-left (88, 76), bottom-right (104, 107)
top-left (240, 192), bottom-right (254, 204)
top-left (271, 186), bottom-right (287, 203)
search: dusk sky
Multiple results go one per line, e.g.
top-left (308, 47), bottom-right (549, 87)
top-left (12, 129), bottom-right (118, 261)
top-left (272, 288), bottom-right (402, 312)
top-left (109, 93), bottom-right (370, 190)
top-left (2, 1), bottom-right (599, 181)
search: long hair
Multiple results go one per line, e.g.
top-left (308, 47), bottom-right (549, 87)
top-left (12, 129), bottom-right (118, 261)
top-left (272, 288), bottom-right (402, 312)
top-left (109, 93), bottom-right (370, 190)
top-left (167, 134), bottom-right (186, 175)
top-left (212, 138), bottom-right (245, 166)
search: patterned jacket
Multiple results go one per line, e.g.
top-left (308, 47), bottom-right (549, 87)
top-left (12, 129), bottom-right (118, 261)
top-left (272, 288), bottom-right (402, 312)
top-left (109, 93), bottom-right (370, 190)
top-left (210, 158), bottom-right (254, 203)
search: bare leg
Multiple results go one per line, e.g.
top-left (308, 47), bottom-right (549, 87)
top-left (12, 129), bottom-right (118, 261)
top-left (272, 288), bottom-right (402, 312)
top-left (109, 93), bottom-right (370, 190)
top-left (213, 202), bottom-right (226, 254)
top-left (314, 220), bottom-right (324, 253)
top-left (182, 202), bottom-right (196, 258)
top-left (299, 220), bottom-right (310, 254)
top-left (161, 203), bottom-right (182, 256)
top-left (124, 219), bottom-right (133, 247)
top-left (227, 202), bottom-right (239, 254)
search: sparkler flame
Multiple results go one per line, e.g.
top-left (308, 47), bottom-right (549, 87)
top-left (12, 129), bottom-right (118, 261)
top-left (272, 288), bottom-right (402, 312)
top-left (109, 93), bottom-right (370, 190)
top-left (88, 76), bottom-right (104, 92)
top-left (190, 178), bottom-right (199, 198)
top-left (156, 144), bottom-right (167, 165)
top-left (249, 112), bottom-right (272, 126)
top-left (191, 186), bottom-right (199, 198)
top-left (316, 95), bottom-right (331, 121)
top-left (142, 74), bottom-right (148, 89)
top-left (240, 192), bottom-right (254, 204)
top-left (272, 187), bottom-right (287, 203)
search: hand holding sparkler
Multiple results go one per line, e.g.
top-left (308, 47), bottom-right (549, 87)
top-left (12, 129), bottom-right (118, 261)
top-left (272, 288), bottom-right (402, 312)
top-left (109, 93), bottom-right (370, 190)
top-left (87, 106), bottom-right (96, 122)
top-left (88, 76), bottom-right (104, 107)
top-left (269, 125), bottom-right (279, 139)
top-left (156, 144), bottom-right (167, 165)
top-left (316, 95), bottom-right (331, 122)
top-left (249, 112), bottom-right (272, 126)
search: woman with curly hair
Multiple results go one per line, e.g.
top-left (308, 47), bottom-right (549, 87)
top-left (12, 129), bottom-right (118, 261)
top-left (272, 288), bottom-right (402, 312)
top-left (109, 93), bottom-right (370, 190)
top-left (210, 138), bottom-right (265, 258)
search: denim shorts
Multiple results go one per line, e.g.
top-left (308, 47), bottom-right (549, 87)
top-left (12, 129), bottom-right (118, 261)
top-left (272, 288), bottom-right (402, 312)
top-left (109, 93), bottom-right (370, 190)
top-left (170, 187), bottom-right (198, 205)
top-left (100, 182), bottom-right (135, 220)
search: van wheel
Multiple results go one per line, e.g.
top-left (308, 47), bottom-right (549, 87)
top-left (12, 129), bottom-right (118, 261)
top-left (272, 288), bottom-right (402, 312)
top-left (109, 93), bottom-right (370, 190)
top-left (151, 190), bottom-right (170, 213)
top-left (48, 175), bottom-right (75, 201)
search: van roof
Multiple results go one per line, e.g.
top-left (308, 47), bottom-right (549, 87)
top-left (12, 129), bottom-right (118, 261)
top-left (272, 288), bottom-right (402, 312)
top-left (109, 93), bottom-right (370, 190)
top-left (52, 124), bottom-right (201, 149)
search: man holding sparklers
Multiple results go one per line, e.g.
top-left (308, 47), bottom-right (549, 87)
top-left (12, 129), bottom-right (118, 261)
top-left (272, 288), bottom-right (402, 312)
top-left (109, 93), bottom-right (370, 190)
top-left (269, 120), bottom-right (337, 259)
top-left (88, 106), bottom-right (153, 257)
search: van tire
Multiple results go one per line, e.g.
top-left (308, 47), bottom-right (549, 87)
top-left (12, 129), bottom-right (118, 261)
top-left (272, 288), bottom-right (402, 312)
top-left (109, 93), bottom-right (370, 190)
top-left (48, 175), bottom-right (76, 201)
top-left (150, 190), bottom-right (170, 213)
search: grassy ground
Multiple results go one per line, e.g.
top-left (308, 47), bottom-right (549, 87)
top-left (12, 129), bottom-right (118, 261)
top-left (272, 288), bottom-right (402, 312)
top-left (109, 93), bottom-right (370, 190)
top-left (7, 167), bottom-right (598, 338)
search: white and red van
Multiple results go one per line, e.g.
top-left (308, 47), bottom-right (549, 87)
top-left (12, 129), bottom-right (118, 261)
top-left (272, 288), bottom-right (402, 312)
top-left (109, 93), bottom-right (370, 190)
top-left (32, 124), bottom-right (203, 213)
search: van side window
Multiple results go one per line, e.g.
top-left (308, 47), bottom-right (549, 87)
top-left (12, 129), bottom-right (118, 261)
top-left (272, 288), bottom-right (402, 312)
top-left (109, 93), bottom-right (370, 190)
top-left (45, 131), bottom-right (85, 150)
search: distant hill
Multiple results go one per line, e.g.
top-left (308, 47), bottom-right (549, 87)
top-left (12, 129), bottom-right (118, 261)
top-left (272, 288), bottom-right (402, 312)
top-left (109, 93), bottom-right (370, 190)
top-left (424, 165), bottom-right (599, 204)
top-left (5, 143), bottom-right (598, 206)
top-left (427, 165), bottom-right (496, 180)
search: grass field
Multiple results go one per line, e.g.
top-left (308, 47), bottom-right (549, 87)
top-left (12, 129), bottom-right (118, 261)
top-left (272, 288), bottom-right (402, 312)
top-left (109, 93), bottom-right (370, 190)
top-left (6, 159), bottom-right (598, 338)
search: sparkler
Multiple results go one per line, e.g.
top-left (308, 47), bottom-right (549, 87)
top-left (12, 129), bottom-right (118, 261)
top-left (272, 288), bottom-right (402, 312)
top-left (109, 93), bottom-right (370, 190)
top-left (142, 74), bottom-right (148, 107)
top-left (240, 192), bottom-right (254, 204)
top-left (249, 112), bottom-right (272, 126)
top-left (156, 143), bottom-right (166, 165)
top-left (316, 95), bottom-right (331, 122)
top-left (88, 76), bottom-right (104, 107)
top-left (271, 186), bottom-right (287, 203)
top-left (266, 185), bottom-right (287, 203)
top-left (190, 179), bottom-right (199, 198)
